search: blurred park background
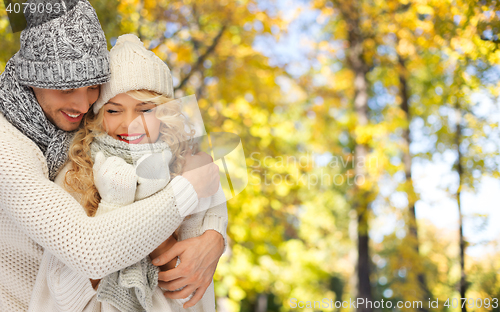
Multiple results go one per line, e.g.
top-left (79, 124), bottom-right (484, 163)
top-left (1, 0), bottom-right (500, 311)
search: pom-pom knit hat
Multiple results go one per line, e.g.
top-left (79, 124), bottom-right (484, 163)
top-left (93, 34), bottom-right (174, 114)
top-left (13, 0), bottom-right (110, 90)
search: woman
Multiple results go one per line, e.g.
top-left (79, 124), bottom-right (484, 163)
top-left (28, 34), bottom-right (227, 312)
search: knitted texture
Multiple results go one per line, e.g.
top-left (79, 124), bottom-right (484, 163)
top-left (90, 133), bottom-right (171, 168)
top-left (89, 136), bottom-right (172, 312)
top-left (92, 153), bottom-right (140, 206)
top-left (90, 134), bottom-right (220, 312)
top-left (93, 176), bottom-right (227, 312)
top-left (0, 112), bottom-right (200, 312)
top-left (96, 258), bottom-right (159, 312)
top-left (167, 187), bottom-right (228, 311)
top-left (24, 0), bottom-right (79, 29)
top-left (88, 137), bottom-right (224, 311)
top-left (91, 133), bottom-right (173, 202)
top-left (27, 160), bottom-right (196, 312)
top-left (93, 34), bottom-right (173, 113)
top-left (27, 248), bottom-right (97, 312)
top-left (0, 59), bottom-right (73, 180)
top-left (28, 136), bottom-right (226, 312)
top-left (15, 0), bottom-right (110, 89)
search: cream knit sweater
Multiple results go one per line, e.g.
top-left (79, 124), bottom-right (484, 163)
top-left (0, 113), bottom-right (227, 311)
top-left (28, 162), bottom-right (227, 312)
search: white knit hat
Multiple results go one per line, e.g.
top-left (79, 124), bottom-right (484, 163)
top-left (93, 34), bottom-right (173, 114)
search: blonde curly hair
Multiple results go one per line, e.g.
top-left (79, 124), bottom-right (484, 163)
top-left (64, 90), bottom-right (195, 217)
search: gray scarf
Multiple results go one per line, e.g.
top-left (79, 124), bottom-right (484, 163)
top-left (96, 258), bottom-right (160, 312)
top-left (90, 132), bottom-right (169, 165)
top-left (0, 58), bottom-right (74, 181)
top-left (90, 133), bottom-right (170, 312)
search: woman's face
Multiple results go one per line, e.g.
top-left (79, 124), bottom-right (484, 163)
top-left (102, 93), bottom-right (161, 144)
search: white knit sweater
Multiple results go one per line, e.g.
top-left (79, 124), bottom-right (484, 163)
top-left (28, 161), bottom-right (227, 312)
top-left (0, 113), bottom-right (227, 312)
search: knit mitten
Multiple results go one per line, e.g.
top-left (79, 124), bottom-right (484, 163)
top-left (93, 152), bottom-right (138, 206)
top-left (134, 150), bottom-right (171, 201)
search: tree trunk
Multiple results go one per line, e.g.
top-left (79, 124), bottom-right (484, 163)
top-left (455, 102), bottom-right (467, 312)
top-left (255, 293), bottom-right (268, 312)
top-left (398, 54), bottom-right (430, 312)
top-left (353, 69), bottom-right (372, 312)
top-left (334, 0), bottom-right (373, 310)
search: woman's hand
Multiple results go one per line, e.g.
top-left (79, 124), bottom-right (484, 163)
top-left (152, 230), bottom-right (224, 308)
top-left (181, 150), bottom-right (220, 198)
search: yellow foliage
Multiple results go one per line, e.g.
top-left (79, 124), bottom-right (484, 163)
top-left (417, 3), bottom-right (434, 15)
top-left (0, 0), bottom-right (498, 310)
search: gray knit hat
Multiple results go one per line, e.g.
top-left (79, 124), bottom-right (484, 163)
top-left (13, 0), bottom-right (110, 90)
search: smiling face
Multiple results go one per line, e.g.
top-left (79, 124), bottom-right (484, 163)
top-left (31, 85), bottom-right (100, 131)
top-left (102, 93), bottom-right (161, 144)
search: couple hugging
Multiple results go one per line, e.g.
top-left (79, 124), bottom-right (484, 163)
top-left (0, 1), bottom-right (227, 312)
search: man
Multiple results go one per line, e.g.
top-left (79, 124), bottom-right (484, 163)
top-left (0, 0), bottom-right (227, 311)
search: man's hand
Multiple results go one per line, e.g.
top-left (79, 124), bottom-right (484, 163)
top-left (182, 150), bottom-right (220, 198)
top-left (90, 279), bottom-right (100, 290)
top-left (152, 230), bottom-right (225, 308)
top-left (150, 235), bottom-right (178, 272)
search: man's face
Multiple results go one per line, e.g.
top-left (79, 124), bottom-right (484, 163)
top-left (31, 85), bottom-right (100, 131)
